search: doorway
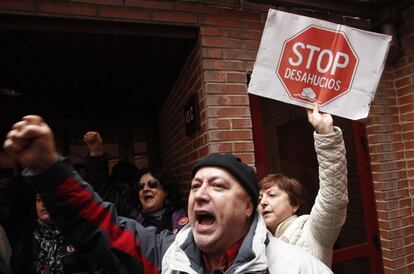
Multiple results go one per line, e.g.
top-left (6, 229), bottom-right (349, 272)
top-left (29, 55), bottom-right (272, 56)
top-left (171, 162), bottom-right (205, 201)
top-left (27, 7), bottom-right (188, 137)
top-left (0, 14), bottom-right (197, 170)
top-left (0, 16), bottom-right (198, 247)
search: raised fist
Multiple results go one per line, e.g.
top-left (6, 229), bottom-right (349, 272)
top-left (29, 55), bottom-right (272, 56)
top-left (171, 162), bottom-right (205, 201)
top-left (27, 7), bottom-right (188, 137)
top-left (3, 115), bottom-right (59, 174)
top-left (306, 103), bottom-right (334, 135)
top-left (83, 131), bottom-right (104, 156)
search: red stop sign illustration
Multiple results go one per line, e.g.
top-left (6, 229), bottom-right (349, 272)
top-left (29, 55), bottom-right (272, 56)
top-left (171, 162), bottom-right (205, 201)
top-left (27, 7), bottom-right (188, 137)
top-left (276, 25), bottom-right (358, 105)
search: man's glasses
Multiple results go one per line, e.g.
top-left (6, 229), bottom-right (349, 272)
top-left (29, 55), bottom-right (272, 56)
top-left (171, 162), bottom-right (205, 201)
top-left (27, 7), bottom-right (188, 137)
top-left (137, 179), bottom-right (160, 191)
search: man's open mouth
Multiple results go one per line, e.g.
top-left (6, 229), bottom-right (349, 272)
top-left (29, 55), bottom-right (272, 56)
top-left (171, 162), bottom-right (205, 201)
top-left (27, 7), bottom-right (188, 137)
top-left (195, 210), bottom-right (216, 226)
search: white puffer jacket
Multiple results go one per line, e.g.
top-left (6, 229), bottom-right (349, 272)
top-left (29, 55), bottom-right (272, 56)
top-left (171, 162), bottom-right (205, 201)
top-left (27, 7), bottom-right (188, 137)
top-left (274, 126), bottom-right (348, 267)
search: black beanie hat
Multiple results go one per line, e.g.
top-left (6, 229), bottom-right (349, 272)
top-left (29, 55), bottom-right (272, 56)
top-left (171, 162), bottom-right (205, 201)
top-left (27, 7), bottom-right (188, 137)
top-left (192, 153), bottom-right (259, 209)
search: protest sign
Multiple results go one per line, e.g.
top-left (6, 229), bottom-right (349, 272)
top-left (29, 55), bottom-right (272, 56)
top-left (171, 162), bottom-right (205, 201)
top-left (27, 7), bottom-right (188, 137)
top-left (248, 9), bottom-right (391, 120)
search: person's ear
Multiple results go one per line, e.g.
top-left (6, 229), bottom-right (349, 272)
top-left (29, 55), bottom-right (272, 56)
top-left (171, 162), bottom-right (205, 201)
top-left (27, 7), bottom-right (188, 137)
top-left (245, 198), bottom-right (254, 218)
top-left (292, 205), bottom-right (299, 214)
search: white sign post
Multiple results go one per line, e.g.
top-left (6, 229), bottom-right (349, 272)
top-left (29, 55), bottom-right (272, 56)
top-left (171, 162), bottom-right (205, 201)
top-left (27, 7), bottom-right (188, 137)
top-left (248, 9), bottom-right (392, 120)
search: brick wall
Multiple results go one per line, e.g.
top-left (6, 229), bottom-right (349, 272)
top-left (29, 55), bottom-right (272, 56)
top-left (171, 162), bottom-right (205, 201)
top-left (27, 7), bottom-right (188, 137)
top-left (366, 5), bottom-right (414, 274)
top-left (198, 6), bottom-right (265, 167)
top-left (158, 42), bottom-right (204, 190)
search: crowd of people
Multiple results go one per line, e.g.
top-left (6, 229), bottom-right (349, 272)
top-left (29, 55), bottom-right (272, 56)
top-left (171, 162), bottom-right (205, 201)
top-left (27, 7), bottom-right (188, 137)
top-left (0, 103), bottom-right (348, 273)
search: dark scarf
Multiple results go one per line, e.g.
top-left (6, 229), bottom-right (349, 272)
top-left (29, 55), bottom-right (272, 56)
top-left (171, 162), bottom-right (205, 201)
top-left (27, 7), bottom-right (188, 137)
top-left (141, 207), bottom-right (171, 232)
top-left (33, 220), bottom-right (67, 274)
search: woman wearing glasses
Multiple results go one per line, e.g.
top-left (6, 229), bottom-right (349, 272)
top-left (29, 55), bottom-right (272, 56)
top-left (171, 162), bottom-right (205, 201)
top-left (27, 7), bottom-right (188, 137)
top-left (134, 168), bottom-right (188, 233)
top-left (83, 131), bottom-right (187, 233)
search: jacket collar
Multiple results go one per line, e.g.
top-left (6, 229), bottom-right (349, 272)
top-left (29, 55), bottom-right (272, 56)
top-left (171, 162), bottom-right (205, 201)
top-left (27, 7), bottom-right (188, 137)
top-left (275, 215), bottom-right (298, 237)
top-left (161, 213), bottom-right (268, 273)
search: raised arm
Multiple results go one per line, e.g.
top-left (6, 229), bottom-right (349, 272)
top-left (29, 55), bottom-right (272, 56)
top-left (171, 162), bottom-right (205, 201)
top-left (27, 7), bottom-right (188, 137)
top-left (83, 131), bottom-right (110, 193)
top-left (4, 115), bottom-right (59, 174)
top-left (84, 131), bottom-right (104, 157)
top-left (306, 104), bottom-right (348, 248)
top-left (3, 116), bottom-right (172, 273)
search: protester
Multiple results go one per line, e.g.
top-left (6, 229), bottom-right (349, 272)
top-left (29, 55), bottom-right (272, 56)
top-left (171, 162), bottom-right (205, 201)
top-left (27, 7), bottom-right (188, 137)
top-left (134, 167), bottom-right (187, 233)
top-left (258, 103), bottom-right (348, 267)
top-left (84, 131), bottom-right (187, 233)
top-left (84, 131), bottom-right (138, 218)
top-left (33, 194), bottom-right (104, 273)
top-left (3, 115), bottom-right (332, 273)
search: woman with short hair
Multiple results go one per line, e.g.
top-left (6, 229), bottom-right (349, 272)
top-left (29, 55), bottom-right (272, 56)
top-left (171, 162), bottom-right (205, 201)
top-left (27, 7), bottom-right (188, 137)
top-left (258, 104), bottom-right (348, 267)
